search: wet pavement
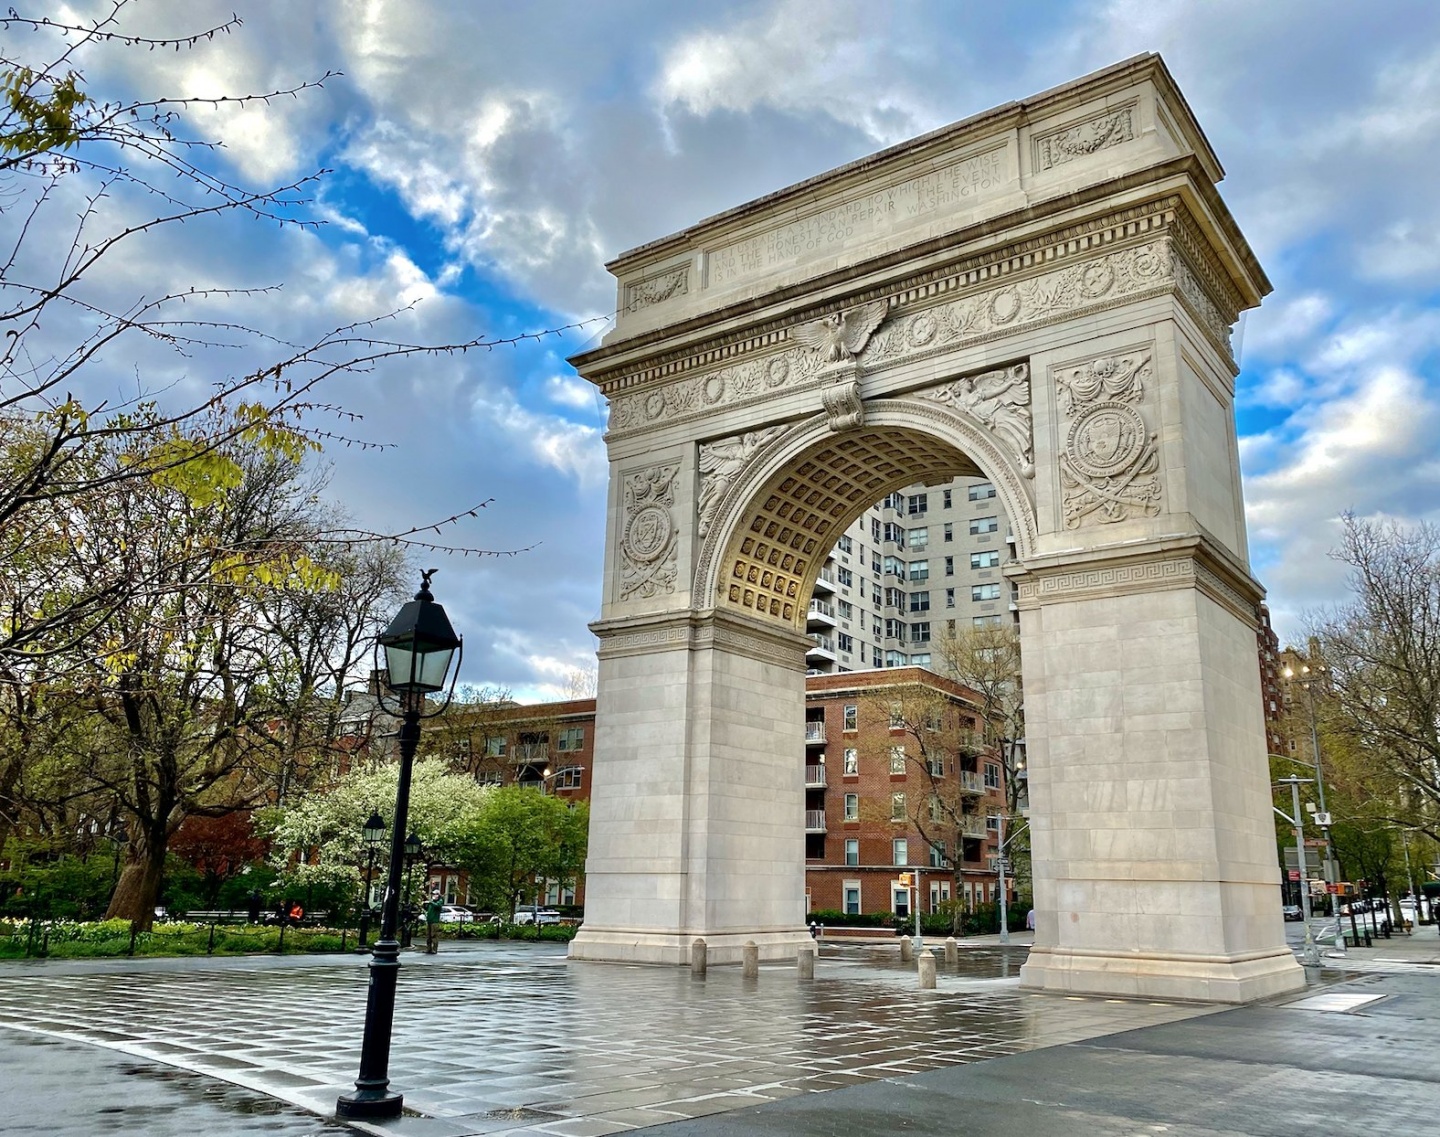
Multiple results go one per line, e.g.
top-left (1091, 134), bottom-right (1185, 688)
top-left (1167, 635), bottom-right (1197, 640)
top-left (0, 937), bottom-right (1217, 1136)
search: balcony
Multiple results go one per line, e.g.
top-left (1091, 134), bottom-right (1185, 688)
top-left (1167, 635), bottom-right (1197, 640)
top-left (804, 721), bottom-right (827, 746)
top-left (806, 634), bottom-right (836, 662)
top-left (807, 599), bottom-right (838, 628)
top-left (510, 743), bottom-right (549, 766)
top-left (958, 815), bottom-right (989, 840)
top-left (804, 809), bottom-right (827, 833)
top-left (813, 568), bottom-right (837, 594)
top-left (958, 770), bottom-right (985, 795)
top-left (804, 763), bottom-right (827, 787)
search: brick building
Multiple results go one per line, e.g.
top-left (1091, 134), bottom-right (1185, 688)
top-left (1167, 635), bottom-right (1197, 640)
top-left (431, 669), bottom-right (1009, 918)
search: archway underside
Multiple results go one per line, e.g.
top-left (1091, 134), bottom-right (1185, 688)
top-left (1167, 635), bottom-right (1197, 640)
top-left (720, 427), bottom-right (982, 629)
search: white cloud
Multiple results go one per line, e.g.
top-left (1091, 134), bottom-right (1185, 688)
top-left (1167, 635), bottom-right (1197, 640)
top-left (544, 375), bottom-right (600, 412)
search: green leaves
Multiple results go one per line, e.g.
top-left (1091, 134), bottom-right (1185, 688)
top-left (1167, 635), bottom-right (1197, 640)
top-left (1, 67), bottom-right (88, 160)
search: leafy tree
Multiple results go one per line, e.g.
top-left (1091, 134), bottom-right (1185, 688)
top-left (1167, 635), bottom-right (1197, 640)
top-left (456, 785), bottom-right (589, 918)
top-left (933, 623), bottom-right (1026, 812)
top-left (1310, 514), bottom-right (1440, 845)
top-left (168, 813), bottom-right (268, 910)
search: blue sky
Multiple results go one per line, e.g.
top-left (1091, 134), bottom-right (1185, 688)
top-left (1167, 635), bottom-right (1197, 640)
top-left (35, 0), bottom-right (1440, 699)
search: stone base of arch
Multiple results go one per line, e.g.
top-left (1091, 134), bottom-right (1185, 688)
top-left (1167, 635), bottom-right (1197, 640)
top-left (568, 928), bottom-right (813, 966)
top-left (1019, 944), bottom-right (1305, 1004)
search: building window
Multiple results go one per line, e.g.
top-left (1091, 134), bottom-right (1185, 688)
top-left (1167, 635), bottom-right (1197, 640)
top-left (911, 622), bottom-right (930, 643)
top-left (884, 491), bottom-right (904, 511)
top-left (968, 481), bottom-right (997, 501)
top-left (892, 838), bottom-right (909, 865)
top-left (884, 586), bottom-right (905, 608)
top-left (883, 555), bottom-right (905, 576)
top-left (838, 599), bottom-right (853, 620)
top-left (838, 632), bottom-right (853, 654)
top-left (893, 885), bottom-right (910, 917)
top-left (970, 515), bottom-right (999, 535)
top-left (946, 588), bottom-right (955, 608)
top-left (837, 567), bottom-right (853, 587)
top-left (971, 550), bottom-right (1001, 569)
top-left (944, 555), bottom-right (954, 576)
top-left (484, 736), bottom-right (507, 758)
top-left (843, 704), bottom-right (858, 731)
top-left (885, 650), bottom-right (908, 668)
top-left (943, 522), bottom-right (954, 543)
top-left (943, 489), bottom-right (953, 508)
top-left (985, 762), bottom-right (1001, 789)
top-left (844, 793), bottom-right (860, 821)
top-left (873, 647), bottom-right (884, 667)
top-left (972, 583), bottom-right (1001, 602)
top-left (908, 526), bottom-right (928, 551)
top-left (891, 791), bottom-right (907, 820)
top-left (909, 591), bottom-right (930, 613)
top-left (973, 614), bottom-right (1004, 628)
top-left (871, 517), bottom-right (881, 541)
top-left (844, 883), bottom-right (861, 915)
top-left (883, 521), bottom-right (906, 545)
top-left (907, 493), bottom-right (928, 516)
top-left (871, 554), bottom-right (882, 575)
top-left (986, 813), bottom-right (1001, 832)
top-left (845, 839), bottom-right (860, 866)
top-left (843, 747), bottom-right (859, 775)
top-left (911, 652), bottom-right (930, 665)
top-left (908, 560), bottom-right (929, 582)
top-left (890, 745), bottom-right (906, 774)
top-left (885, 617), bottom-right (906, 639)
top-left (554, 765), bottom-right (583, 790)
top-left (557, 726), bottom-right (585, 752)
top-left (837, 535), bottom-right (852, 553)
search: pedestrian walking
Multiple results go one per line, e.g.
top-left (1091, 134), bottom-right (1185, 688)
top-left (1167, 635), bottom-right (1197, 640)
top-left (424, 890), bottom-right (443, 954)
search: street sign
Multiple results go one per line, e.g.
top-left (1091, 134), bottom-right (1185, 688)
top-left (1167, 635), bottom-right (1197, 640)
top-left (1313, 812), bottom-right (1332, 827)
top-left (1287, 870), bottom-right (1300, 881)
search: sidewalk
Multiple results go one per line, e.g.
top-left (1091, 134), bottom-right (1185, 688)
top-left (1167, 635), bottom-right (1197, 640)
top-left (1, 934), bottom-right (1437, 1136)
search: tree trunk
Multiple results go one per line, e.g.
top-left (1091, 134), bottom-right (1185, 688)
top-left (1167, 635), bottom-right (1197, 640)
top-left (105, 839), bottom-right (167, 929)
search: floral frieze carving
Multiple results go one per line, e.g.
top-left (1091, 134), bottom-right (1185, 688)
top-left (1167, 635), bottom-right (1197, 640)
top-left (1035, 106), bottom-right (1136, 170)
top-left (607, 240), bottom-right (1175, 438)
top-left (915, 364), bottom-right (1033, 477)
top-left (1055, 353), bottom-right (1161, 528)
top-left (619, 462), bottom-right (681, 600)
top-left (696, 426), bottom-right (788, 539)
top-left (624, 266), bottom-right (690, 314)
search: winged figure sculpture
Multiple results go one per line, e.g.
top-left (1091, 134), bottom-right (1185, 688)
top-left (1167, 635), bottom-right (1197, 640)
top-left (791, 299), bottom-right (889, 363)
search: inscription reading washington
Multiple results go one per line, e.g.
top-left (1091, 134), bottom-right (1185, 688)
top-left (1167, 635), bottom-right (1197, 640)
top-left (708, 148), bottom-right (1006, 288)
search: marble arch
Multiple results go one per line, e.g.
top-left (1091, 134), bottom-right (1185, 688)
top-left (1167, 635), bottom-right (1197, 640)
top-left (567, 55), bottom-right (1304, 1002)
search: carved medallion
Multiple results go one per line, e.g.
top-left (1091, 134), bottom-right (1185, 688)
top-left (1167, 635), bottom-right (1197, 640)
top-left (619, 463), bottom-right (680, 600)
top-left (1055, 353), bottom-right (1161, 528)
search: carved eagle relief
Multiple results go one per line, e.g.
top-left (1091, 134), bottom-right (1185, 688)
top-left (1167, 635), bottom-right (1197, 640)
top-left (791, 299), bottom-right (889, 363)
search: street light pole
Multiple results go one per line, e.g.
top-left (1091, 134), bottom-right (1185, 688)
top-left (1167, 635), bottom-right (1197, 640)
top-left (1286, 664), bottom-right (1339, 912)
top-left (358, 811), bottom-right (387, 949)
top-left (337, 571), bottom-right (461, 1122)
top-left (1276, 776), bottom-right (1319, 966)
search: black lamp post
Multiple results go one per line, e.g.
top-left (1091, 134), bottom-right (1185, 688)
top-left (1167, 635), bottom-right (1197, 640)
top-left (336, 570), bottom-right (461, 1121)
top-left (357, 811), bottom-right (388, 949)
top-left (401, 832), bottom-right (424, 948)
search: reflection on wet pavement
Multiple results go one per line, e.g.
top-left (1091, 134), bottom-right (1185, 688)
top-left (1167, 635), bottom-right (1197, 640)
top-left (0, 940), bottom-right (1220, 1136)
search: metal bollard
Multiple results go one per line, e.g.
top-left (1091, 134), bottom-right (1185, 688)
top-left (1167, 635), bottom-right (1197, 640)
top-left (918, 949), bottom-right (936, 989)
top-left (797, 943), bottom-right (815, 980)
top-left (944, 936), bottom-right (958, 966)
top-left (742, 940), bottom-right (759, 978)
top-left (900, 936), bottom-right (914, 963)
top-left (691, 937), bottom-right (707, 975)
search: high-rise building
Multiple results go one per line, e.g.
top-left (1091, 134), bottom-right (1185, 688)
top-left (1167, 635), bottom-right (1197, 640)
top-left (806, 476), bottom-right (1015, 675)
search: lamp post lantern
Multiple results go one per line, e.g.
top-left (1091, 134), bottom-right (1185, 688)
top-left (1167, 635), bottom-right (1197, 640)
top-left (336, 570), bottom-right (461, 1122)
top-left (358, 811), bottom-right (387, 949)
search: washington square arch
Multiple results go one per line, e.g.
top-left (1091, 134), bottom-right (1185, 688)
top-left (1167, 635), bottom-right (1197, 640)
top-left (565, 55), bottom-right (1306, 1004)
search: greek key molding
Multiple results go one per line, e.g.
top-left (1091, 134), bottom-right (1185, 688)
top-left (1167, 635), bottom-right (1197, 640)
top-left (1014, 546), bottom-right (1262, 626)
top-left (1054, 352), bottom-right (1162, 529)
top-left (1034, 104), bottom-right (1137, 170)
top-left (618, 462), bottom-right (680, 601)
top-left (593, 611), bottom-right (809, 670)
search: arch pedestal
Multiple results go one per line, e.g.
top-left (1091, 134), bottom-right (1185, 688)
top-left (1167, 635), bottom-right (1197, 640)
top-left (569, 55), bottom-right (1304, 1001)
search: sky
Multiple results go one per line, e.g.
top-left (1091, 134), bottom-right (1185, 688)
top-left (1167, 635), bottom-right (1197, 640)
top-left (21, 0), bottom-right (1440, 700)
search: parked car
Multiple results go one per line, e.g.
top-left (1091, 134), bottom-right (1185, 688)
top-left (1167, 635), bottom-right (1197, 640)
top-left (1281, 904), bottom-right (1303, 921)
top-left (512, 905), bottom-right (562, 925)
top-left (438, 905), bottom-right (473, 923)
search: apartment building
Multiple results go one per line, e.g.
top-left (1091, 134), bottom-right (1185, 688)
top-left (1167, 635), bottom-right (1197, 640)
top-left (806, 477), bottom-right (1016, 675)
top-left (802, 668), bottom-right (1008, 918)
